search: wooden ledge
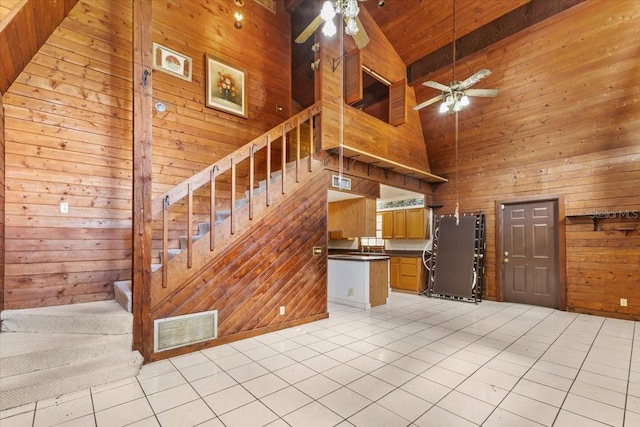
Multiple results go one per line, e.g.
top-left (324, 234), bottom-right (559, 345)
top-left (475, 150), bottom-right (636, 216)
top-left (334, 145), bottom-right (447, 184)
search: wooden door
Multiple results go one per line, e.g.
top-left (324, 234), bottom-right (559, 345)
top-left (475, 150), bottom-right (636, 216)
top-left (502, 200), bottom-right (559, 308)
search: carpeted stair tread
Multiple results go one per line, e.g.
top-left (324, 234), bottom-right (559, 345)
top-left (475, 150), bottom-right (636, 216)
top-left (0, 332), bottom-right (132, 377)
top-left (1, 300), bottom-right (132, 335)
top-left (0, 350), bottom-right (143, 411)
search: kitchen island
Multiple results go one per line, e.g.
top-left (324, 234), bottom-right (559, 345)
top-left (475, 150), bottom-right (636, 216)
top-left (328, 254), bottom-right (390, 310)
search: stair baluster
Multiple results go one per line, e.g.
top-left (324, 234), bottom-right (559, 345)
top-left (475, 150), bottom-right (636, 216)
top-left (266, 135), bottom-right (271, 206)
top-left (187, 183), bottom-right (193, 268)
top-left (162, 195), bottom-right (169, 288)
top-left (150, 103), bottom-right (321, 291)
top-left (296, 118), bottom-right (301, 183)
top-left (308, 109), bottom-right (314, 172)
top-left (230, 157), bottom-right (236, 234)
top-left (210, 165), bottom-right (218, 251)
top-left (249, 144), bottom-right (256, 220)
top-left (281, 124), bottom-right (288, 195)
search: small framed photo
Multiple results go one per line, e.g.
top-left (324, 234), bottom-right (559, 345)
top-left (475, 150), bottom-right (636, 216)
top-left (152, 43), bottom-right (192, 81)
top-left (205, 54), bottom-right (248, 118)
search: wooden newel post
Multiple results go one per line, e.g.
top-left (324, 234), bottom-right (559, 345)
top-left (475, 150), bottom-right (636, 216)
top-left (132, 0), bottom-right (153, 361)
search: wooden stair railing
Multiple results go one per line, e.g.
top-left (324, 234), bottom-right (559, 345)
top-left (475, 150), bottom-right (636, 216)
top-left (151, 102), bottom-right (322, 288)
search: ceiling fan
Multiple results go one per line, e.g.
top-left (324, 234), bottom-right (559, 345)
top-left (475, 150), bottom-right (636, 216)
top-left (413, 0), bottom-right (499, 113)
top-left (413, 69), bottom-right (499, 113)
top-left (295, 0), bottom-right (370, 49)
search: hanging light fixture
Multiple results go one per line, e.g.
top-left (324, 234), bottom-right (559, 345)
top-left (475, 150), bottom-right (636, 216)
top-left (320, 1), bottom-right (360, 38)
top-left (320, 1), bottom-right (336, 20)
top-left (321, 1), bottom-right (337, 36)
top-left (344, 0), bottom-right (359, 36)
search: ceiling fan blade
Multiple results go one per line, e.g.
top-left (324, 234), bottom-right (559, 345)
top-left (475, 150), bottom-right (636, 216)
top-left (459, 69), bottom-right (492, 90)
top-left (465, 88), bottom-right (500, 97)
top-left (295, 15), bottom-right (324, 44)
top-left (422, 81), bottom-right (451, 92)
top-left (351, 16), bottom-right (370, 49)
top-left (413, 94), bottom-right (444, 111)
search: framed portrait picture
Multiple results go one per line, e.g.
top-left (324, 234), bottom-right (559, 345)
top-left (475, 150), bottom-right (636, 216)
top-left (205, 54), bottom-right (248, 118)
top-left (152, 43), bottom-right (192, 81)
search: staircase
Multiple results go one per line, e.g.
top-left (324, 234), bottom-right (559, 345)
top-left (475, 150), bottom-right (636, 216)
top-left (113, 161), bottom-right (298, 312)
top-left (116, 103), bottom-right (322, 313)
top-left (0, 300), bottom-right (143, 411)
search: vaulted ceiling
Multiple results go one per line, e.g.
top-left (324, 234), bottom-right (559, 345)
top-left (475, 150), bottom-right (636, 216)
top-left (364, 0), bottom-right (585, 85)
top-left (361, 0), bottom-right (529, 67)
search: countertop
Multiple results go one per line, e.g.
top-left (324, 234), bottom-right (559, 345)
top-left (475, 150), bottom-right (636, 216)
top-left (328, 254), bottom-right (390, 261)
top-left (328, 250), bottom-right (423, 258)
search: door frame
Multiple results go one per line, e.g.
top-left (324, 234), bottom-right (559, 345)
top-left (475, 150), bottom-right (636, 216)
top-left (495, 195), bottom-right (567, 310)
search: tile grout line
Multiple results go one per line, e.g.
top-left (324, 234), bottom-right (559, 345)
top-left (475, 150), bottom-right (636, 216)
top-left (622, 321), bottom-right (636, 427)
top-left (322, 301), bottom-right (549, 425)
top-left (427, 305), bottom-right (563, 426)
top-left (547, 316), bottom-right (607, 426)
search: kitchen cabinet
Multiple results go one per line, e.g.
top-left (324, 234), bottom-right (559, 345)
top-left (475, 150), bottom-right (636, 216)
top-left (379, 208), bottom-right (429, 239)
top-left (328, 198), bottom-right (376, 237)
top-left (393, 210), bottom-right (406, 238)
top-left (390, 257), bottom-right (400, 286)
top-left (381, 211), bottom-right (393, 239)
top-left (389, 256), bottom-right (424, 294)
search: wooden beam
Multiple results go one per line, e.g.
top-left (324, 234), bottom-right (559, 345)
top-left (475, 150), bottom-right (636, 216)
top-left (408, 0), bottom-right (586, 85)
top-left (132, 0), bottom-right (153, 361)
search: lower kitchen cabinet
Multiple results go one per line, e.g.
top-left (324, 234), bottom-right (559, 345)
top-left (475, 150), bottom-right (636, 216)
top-left (389, 256), bottom-right (424, 293)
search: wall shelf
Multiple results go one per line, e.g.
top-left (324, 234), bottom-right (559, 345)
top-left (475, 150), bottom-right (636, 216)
top-left (566, 212), bottom-right (639, 232)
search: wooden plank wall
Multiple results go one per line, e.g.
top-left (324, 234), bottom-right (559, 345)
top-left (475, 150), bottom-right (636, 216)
top-left (421, 1), bottom-right (640, 319)
top-left (151, 0), bottom-right (291, 196)
top-left (3, 0), bottom-right (134, 309)
top-left (319, 5), bottom-right (431, 172)
top-left (149, 168), bottom-right (330, 361)
top-left (2, 0), bottom-right (293, 309)
top-left (0, 96), bottom-right (5, 311)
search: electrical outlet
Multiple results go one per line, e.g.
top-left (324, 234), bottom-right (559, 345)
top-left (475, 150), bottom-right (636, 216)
top-left (620, 298), bottom-right (628, 307)
top-left (60, 202), bottom-right (69, 214)
top-left (348, 288), bottom-right (354, 296)
top-left (279, 306), bottom-right (285, 315)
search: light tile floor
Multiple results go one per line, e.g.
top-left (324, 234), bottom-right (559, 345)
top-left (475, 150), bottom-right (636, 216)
top-left (2, 292), bottom-right (639, 426)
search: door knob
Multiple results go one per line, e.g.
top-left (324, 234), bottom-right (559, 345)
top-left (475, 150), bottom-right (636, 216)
top-left (504, 257), bottom-right (509, 263)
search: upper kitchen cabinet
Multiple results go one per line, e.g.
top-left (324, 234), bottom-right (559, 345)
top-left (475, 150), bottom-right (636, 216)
top-left (380, 208), bottom-right (429, 239)
top-left (328, 198), bottom-right (377, 238)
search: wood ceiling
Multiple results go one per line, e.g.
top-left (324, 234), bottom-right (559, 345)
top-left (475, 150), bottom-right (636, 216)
top-left (361, 0), bottom-right (530, 66)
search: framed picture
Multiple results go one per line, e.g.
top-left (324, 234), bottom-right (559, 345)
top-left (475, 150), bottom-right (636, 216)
top-left (205, 54), bottom-right (248, 118)
top-left (152, 43), bottom-right (192, 81)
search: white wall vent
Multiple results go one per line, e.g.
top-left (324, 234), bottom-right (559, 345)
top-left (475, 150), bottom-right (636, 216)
top-left (332, 175), bottom-right (352, 190)
top-left (254, 0), bottom-right (276, 14)
top-left (154, 310), bottom-right (218, 352)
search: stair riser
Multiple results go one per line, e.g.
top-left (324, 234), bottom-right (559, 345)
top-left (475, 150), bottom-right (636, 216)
top-left (1, 334), bottom-right (133, 378)
top-left (0, 352), bottom-right (143, 411)
top-left (1, 314), bottom-right (132, 335)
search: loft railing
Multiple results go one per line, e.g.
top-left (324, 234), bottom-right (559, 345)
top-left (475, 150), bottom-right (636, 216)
top-left (151, 102), bottom-right (322, 288)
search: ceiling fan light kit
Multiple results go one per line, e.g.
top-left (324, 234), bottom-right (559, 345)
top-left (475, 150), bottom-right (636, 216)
top-left (296, 0), bottom-right (370, 49)
top-left (414, 0), bottom-right (499, 114)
